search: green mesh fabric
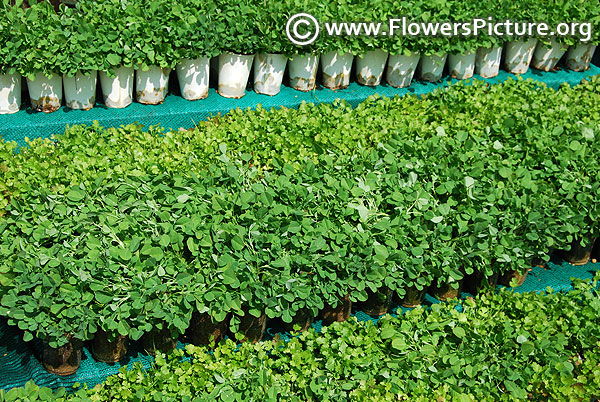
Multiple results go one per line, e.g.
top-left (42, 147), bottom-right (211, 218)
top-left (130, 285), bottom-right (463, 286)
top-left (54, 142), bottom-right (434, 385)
top-left (0, 259), bottom-right (598, 392)
top-left (1, 65), bottom-right (599, 147)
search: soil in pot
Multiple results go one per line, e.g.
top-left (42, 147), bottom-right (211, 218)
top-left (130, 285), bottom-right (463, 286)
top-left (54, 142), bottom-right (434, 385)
top-left (320, 51), bottom-right (353, 90)
top-left (186, 312), bottom-right (230, 346)
top-left (503, 39), bottom-right (538, 74)
top-left (358, 287), bottom-right (392, 316)
top-left (463, 271), bottom-right (499, 296)
top-left (92, 329), bottom-right (128, 363)
top-left (356, 49), bottom-right (388, 86)
top-left (41, 337), bottom-right (83, 376)
top-left (26, 72), bottom-right (62, 113)
top-left (560, 238), bottom-right (596, 265)
top-left (319, 293), bottom-right (352, 325)
top-left (565, 44), bottom-right (596, 72)
top-left (498, 269), bottom-right (529, 287)
top-left (398, 285), bottom-right (427, 308)
top-left (417, 53), bottom-right (447, 82)
top-left (288, 54), bottom-right (319, 91)
top-left (236, 311), bottom-right (267, 344)
top-left (142, 327), bottom-right (177, 355)
top-left (429, 280), bottom-right (463, 301)
top-left (281, 308), bottom-right (314, 333)
top-left (475, 47), bottom-right (502, 78)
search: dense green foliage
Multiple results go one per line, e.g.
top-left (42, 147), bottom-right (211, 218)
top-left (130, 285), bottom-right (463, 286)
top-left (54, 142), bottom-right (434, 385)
top-left (1, 77), bottom-right (599, 348)
top-left (0, 0), bottom-right (598, 76)
top-left (2, 277), bottom-right (600, 401)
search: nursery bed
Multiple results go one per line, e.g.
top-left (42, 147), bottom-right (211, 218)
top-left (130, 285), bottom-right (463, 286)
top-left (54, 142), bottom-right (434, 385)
top-left (0, 259), bottom-right (597, 393)
top-left (1, 65), bottom-right (599, 147)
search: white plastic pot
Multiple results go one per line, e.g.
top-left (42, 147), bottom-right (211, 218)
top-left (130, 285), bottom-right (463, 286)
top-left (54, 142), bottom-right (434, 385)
top-left (320, 50), bottom-right (353, 90)
top-left (385, 53), bottom-right (420, 88)
top-left (504, 38), bottom-right (538, 74)
top-left (475, 47), bottom-right (502, 78)
top-left (253, 53), bottom-right (288, 96)
top-left (565, 43), bottom-right (597, 72)
top-left (0, 72), bottom-right (21, 114)
top-left (63, 71), bottom-right (97, 110)
top-left (99, 66), bottom-right (134, 108)
top-left (218, 52), bottom-right (254, 99)
top-left (448, 52), bottom-right (476, 79)
top-left (417, 53), bottom-right (447, 82)
top-left (356, 49), bottom-right (388, 86)
top-left (176, 57), bottom-right (210, 101)
top-left (531, 39), bottom-right (566, 72)
top-left (136, 66), bottom-right (171, 105)
top-left (288, 54), bottom-right (319, 91)
top-left (26, 72), bottom-right (62, 113)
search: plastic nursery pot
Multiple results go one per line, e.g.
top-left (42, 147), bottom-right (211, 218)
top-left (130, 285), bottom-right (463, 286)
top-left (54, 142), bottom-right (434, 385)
top-left (176, 57), bottom-right (210, 101)
top-left (142, 327), bottom-right (177, 355)
top-left (319, 293), bottom-right (352, 325)
top-left (463, 271), bottom-right (499, 296)
top-left (91, 329), bottom-right (128, 363)
top-left (565, 43), bottom-right (597, 72)
top-left (359, 287), bottom-right (393, 316)
top-left (63, 70), bottom-right (97, 110)
top-left (136, 66), bottom-right (171, 105)
top-left (320, 50), bottom-right (353, 90)
top-left (26, 72), bottom-right (62, 113)
top-left (218, 52), bottom-right (254, 99)
top-left (385, 52), bottom-right (420, 88)
top-left (417, 53), bottom-right (447, 82)
top-left (99, 66), bottom-right (134, 108)
top-left (186, 312), bottom-right (230, 346)
top-left (281, 308), bottom-right (314, 333)
top-left (475, 46), bottom-right (502, 78)
top-left (356, 49), bottom-right (389, 86)
top-left (0, 72), bottom-right (21, 114)
top-left (399, 285), bottom-right (427, 308)
top-left (448, 51), bottom-right (476, 80)
top-left (253, 53), bottom-right (288, 96)
top-left (498, 269), bottom-right (528, 287)
top-left (41, 337), bottom-right (83, 376)
top-left (288, 54), bottom-right (319, 91)
top-left (237, 311), bottom-right (267, 344)
top-left (561, 238), bottom-right (597, 266)
top-left (503, 38), bottom-right (538, 74)
top-left (531, 39), bottom-right (566, 72)
top-left (429, 280), bottom-right (463, 302)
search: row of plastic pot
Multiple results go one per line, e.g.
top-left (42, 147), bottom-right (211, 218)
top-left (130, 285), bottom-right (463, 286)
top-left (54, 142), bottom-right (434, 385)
top-left (36, 237), bottom-right (597, 377)
top-left (0, 39), bottom-right (596, 114)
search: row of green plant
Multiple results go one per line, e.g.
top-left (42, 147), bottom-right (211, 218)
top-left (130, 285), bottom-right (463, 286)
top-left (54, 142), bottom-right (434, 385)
top-left (2, 76), bottom-right (600, 212)
top-left (1, 77), bottom-right (599, 349)
top-left (0, 0), bottom-right (598, 78)
top-left (2, 277), bottom-right (600, 401)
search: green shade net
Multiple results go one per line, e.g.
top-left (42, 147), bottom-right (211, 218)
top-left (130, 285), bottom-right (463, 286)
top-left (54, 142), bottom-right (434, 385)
top-left (1, 65), bottom-right (600, 147)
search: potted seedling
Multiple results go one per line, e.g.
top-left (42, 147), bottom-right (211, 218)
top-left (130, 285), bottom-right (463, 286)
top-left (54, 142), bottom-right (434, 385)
top-left (384, 30), bottom-right (419, 88)
top-left (130, 0), bottom-right (180, 105)
top-left (321, 50), bottom-right (354, 90)
top-left (252, 2), bottom-right (293, 96)
top-left (501, 0), bottom-right (541, 74)
top-left (170, 1), bottom-right (219, 101)
top-left (446, 3), bottom-right (481, 80)
top-left (353, 1), bottom-right (389, 86)
top-left (59, 5), bottom-right (100, 110)
top-left (0, 3), bottom-right (24, 114)
top-left (86, 0), bottom-right (135, 108)
top-left (564, 2), bottom-right (600, 72)
top-left (19, 1), bottom-right (64, 112)
top-left (215, 1), bottom-right (259, 98)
